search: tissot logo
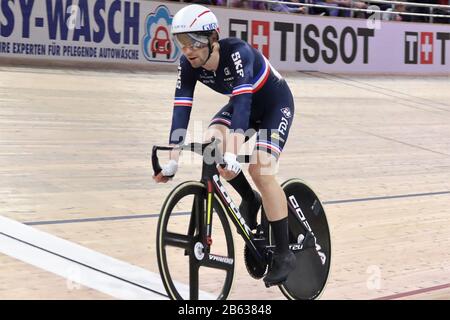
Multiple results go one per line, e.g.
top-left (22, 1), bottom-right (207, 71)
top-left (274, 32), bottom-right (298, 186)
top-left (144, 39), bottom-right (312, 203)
top-left (229, 19), bottom-right (249, 42)
top-left (405, 31), bottom-right (450, 65)
top-left (229, 19), bottom-right (270, 58)
top-left (405, 32), bottom-right (433, 64)
top-left (229, 19), bottom-right (375, 64)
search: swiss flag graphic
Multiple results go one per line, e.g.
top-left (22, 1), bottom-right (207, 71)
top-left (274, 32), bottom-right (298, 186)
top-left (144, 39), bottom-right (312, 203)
top-left (420, 32), bottom-right (433, 64)
top-left (251, 21), bottom-right (270, 59)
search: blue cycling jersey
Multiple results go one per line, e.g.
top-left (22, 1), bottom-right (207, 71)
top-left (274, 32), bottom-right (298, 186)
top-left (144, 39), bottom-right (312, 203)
top-left (169, 37), bottom-right (289, 145)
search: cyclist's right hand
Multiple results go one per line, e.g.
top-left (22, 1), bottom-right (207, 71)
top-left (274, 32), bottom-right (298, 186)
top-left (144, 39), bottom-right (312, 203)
top-left (153, 160), bottom-right (178, 183)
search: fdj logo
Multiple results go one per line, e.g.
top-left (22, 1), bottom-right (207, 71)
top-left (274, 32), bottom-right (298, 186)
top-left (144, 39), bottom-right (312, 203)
top-left (143, 5), bottom-right (180, 62)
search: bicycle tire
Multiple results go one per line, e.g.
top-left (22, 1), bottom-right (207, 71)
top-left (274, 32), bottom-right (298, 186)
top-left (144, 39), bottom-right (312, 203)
top-left (156, 181), bottom-right (235, 300)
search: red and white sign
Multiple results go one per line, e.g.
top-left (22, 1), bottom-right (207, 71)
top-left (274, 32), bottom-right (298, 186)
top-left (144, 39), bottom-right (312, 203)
top-left (251, 21), bottom-right (270, 58)
top-left (420, 32), bottom-right (434, 64)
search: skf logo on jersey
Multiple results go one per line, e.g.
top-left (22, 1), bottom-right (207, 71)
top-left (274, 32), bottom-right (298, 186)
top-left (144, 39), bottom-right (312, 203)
top-left (281, 107), bottom-right (292, 119)
top-left (229, 19), bottom-right (270, 58)
top-left (142, 5), bottom-right (180, 63)
top-left (231, 51), bottom-right (245, 77)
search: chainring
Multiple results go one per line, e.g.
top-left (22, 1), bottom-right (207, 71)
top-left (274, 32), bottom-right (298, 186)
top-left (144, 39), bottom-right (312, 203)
top-left (244, 245), bottom-right (267, 279)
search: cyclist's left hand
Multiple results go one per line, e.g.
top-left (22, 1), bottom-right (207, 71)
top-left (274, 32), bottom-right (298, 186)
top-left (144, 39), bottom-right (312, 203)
top-left (153, 159), bottom-right (178, 183)
top-left (153, 172), bottom-right (171, 183)
top-left (218, 152), bottom-right (241, 180)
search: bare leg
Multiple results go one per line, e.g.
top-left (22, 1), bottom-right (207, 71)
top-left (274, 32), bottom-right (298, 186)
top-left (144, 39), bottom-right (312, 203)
top-left (248, 151), bottom-right (287, 222)
top-left (249, 150), bottom-right (296, 286)
top-left (204, 124), bottom-right (228, 155)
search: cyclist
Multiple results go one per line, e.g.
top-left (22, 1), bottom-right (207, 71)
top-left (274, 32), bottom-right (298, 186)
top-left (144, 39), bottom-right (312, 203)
top-left (153, 4), bottom-right (296, 287)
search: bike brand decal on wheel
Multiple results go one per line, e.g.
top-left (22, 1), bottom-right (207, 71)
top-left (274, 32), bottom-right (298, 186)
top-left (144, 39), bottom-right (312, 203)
top-left (288, 195), bottom-right (327, 265)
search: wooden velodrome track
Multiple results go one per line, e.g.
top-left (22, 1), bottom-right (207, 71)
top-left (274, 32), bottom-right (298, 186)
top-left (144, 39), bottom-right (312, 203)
top-left (0, 63), bottom-right (449, 300)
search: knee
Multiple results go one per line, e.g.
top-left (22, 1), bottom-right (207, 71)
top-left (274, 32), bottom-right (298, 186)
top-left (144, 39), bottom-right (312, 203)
top-left (248, 163), bottom-right (259, 182)
top-left (249, 151), bottom-right (279, 183)
top-left (249, 164), bottom-right (273, 190)
top-left (204, 124), bottom-right (227, 143)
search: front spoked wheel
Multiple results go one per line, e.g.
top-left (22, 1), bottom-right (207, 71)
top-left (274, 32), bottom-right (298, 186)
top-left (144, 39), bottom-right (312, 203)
top-left (156, 181), bottom-right (235, 300)
top-left (272, 179), bottom-right (331, 300)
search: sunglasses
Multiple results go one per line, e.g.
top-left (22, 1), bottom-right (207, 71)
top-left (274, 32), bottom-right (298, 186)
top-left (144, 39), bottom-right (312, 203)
top-left (174, 33), bottom-right (209, 50)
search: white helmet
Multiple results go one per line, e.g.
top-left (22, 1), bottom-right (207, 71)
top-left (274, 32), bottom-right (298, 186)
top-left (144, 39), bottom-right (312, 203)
top-left (171, 4), bottom-right (219, 35)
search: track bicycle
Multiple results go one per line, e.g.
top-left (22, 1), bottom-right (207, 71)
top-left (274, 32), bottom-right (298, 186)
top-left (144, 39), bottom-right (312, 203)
top-left (152, 139), bottom-right (331, 300)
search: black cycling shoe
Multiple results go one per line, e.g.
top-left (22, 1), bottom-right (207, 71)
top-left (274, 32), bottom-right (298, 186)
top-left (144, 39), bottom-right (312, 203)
top-left (239, 190), bottom-right (262, 230)
top-left (263, 251), bottom-right (296, 287)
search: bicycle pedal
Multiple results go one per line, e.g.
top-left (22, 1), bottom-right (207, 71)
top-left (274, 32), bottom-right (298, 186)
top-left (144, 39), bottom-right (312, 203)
top-left (255, 224), bottom-right (263, 235)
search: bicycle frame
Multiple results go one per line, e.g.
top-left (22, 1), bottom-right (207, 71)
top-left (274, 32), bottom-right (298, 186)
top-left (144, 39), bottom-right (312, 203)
top-left (152, 140), bottom-right (267, 266)
top-left (152, 140), bottom-right (318, 269)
